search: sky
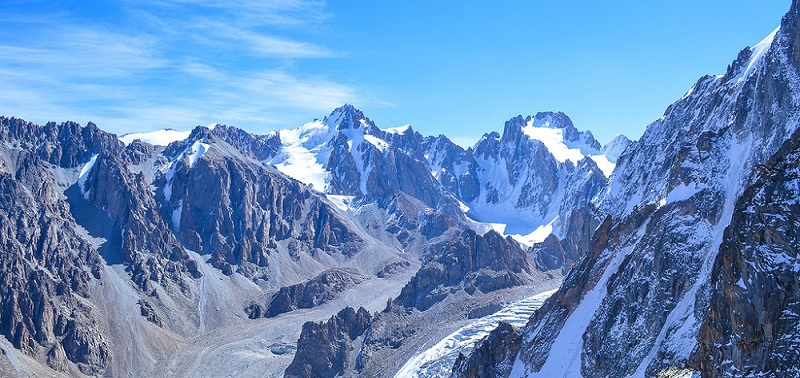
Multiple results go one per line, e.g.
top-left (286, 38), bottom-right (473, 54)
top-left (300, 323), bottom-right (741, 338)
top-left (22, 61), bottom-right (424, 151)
top-left (0, 1), bottom-right (792, 146)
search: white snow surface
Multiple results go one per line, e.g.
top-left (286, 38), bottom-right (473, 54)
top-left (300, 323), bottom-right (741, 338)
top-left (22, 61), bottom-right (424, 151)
top-left (486, 221), bottom-right (555, 246)
top-left (384, 124), bottom-right (411, 134)
top-left (395, 289), bottom-right (557, 378)
top-left (589, 154), bottom-right (615, 177)
top-left (120, 129), bottom-right (192, 146)
top-left (326, 195), bottom-right (354, 211)
top-left (78, 154), bottom-right (98, 200)
top-left (271, 115), bottom-right (377, 195)
top-left (364, 134), bottom-right (390, 152)
top-left (665, 182), bottom-right (705, 204)
top-left (511, 228), bottom-right (646, 378)
top-left (187, 141), bottom-right (209, 168)
top-left (521, 119), bottom-right (615, 177)
top-left (270, 120), bottom-right (332, 192)
top-left (736, 26), bottom-right (780, 84)
top-left (521, 125), bottom-right (585, 164)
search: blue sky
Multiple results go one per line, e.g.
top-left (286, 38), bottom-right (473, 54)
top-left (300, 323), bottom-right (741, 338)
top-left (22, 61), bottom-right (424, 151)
top-left (0, 1), bottom-right (791, 146)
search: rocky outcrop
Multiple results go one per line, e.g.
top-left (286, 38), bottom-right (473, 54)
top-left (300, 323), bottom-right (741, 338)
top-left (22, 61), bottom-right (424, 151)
top-left (450, 321), bottom-right (521, 378)
top-left (396, 229), bottom-right (533, 311)
top-left (0, 148), bottom-right (110, 376)
top-left (0, 117), bottom-right (122, 168)
top-left (284, 307), bottom-right (372, 378)
top-left (376, 261), bottom-right (411, 278)
top-left (81, 152), bottom-right (196, 294)
top-left (264, 269), bottom-right (365, 318)
top-left (137, 300), bottom-right (164, 328)
top-left (156, 127), bottom-right (366, 280)
top-left (120, 139), bottom-right (157, 166)
top-left (210, 124), bottom-right (281, 161)
top-left (696, 128), bottom-right (800, 377)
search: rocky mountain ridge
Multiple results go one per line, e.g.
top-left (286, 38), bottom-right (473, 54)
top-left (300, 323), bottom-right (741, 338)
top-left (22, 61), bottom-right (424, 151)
top-left (452, 1), bottom-right (800, 377)
top-left (0, 98), bottom-right (599, 376)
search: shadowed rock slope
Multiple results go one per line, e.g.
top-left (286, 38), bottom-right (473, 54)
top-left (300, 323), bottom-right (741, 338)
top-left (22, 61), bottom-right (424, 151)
top-left (696, 127), bottom-right (800, 376)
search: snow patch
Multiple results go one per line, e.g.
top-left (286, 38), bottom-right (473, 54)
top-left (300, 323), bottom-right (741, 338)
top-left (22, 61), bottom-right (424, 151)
top-left (364, 135), bottom-right (390, 152)
top-left (736, 26), bottom-right (779, 84)
top-left (327, 195), bottom-right (354, 211)
top-left (120, 129), bottom-right (191, 146)
top-left (187, 141), bottom-right (209, 168)
top-left (589, 154), bottom-right (615, 177)
top-left (665, 182), bottom-right (704, 204)
top-left (512, 228), bottom-right (646, 378)
top-left (521, 126), bottom-right (586, 164)
top-left (171, 200), bottom-right (183, 230)
top-left (271, 121), bottom-right (331, 192)
top-left (384, 124), bottom-right (411, 134)
top-left (488, 221), bottom-right (554, 246)
top-left (78, 154), bottom-right (98, 200)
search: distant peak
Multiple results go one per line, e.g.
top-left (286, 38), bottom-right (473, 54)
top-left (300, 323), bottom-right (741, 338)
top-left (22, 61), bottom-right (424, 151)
top-left (324, 104), bottom-right (369, 131)
top-left (531, 112), bottom-right (575, 130)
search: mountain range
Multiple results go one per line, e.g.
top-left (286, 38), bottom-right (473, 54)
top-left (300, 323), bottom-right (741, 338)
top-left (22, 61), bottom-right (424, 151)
top-left (1, 1), bottom-right (800, 378)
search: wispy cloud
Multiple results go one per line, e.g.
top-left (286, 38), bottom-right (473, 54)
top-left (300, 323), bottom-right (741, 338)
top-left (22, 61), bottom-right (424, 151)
top-left (204, 22), bottom-right (334, 58)
top-left (139, 0), bottom-right (329, 27)
top-left (0, 0), bottom-right (382, 134)
top-left (0, 27), bottom-right (165, 79)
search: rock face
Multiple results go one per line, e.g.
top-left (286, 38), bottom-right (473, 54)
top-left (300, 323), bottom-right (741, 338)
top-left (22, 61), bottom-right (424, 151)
top-left (80, 152), bottom-right (196, 294)
top-left (156, 127), bottom-right (367, 280)
top-left (284, 307), bottom-right (372, 378)
top-left (0, 143), bottom-right (110, 375)
top-left (450, 321), bottom-right (522, 378)
top-left (696, 128), bottom-right (800, 377)
top-left (0, 117), bottom-right (123, 168)
top-left (264, 269), bottom-right (365, 318)
top-left (482, 2), bottom-right (800, 377)
top-left (210, 124), bottom-right (281, 161)
top-left (396, 229), bottom-right (533, 311)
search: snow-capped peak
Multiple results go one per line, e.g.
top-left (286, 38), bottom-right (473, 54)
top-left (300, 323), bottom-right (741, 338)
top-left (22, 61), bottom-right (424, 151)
top-left (601, 134), bottom-right (632, 164)
top-left (323, 104), bottom-right (368, 131)
top-left (516, 114), bottom-right (619, 176)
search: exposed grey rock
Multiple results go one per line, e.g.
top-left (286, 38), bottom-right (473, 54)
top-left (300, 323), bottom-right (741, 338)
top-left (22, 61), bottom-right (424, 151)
top-left (396, 229), bottom-right (533, 311)
top-left (210, 124), bottom-right (281, 161)
top-left (284, 307), bottom-right (372, 378)
top-left (80, 152), bottom-right (196, 294)
top-left (696, 128), bottom-right (800, 377)
top-left (137, 300), bottom-right (163, 328)
top-left (61, 316), bottom-right (111, 376)
top-left (0, 117), bottom-right (122, 168)
top-left (450, 321), bottom-right (521, 378)
top-left (265, 269), bottom-right (365, 318)
top-left (467, 303), bottom-right (504, 319)
top-left (121, 139), bottom-right (157, 166)
top-left (0, 146), bottom-right (110, 376)
top-left (156, 127), bottom-right (366, 280)
top-left (46, 342), bottom-right (68, 372)
top-left (376, 260), bottom-right (411, 278)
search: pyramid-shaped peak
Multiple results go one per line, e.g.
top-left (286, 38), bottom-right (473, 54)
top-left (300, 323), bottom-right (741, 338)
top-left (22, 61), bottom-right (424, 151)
top-left (324, 104), bottom-right (371, 131)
